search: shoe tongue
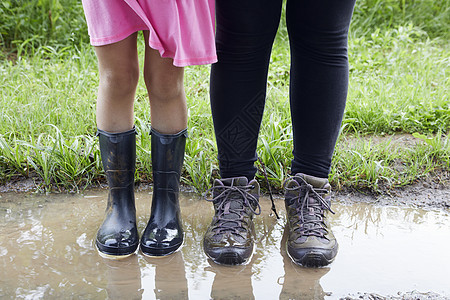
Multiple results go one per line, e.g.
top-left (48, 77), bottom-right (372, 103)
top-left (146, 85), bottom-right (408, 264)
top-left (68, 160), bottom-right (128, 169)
top-left (214, 177), bottom-right (250, 220)
top-left (285, 174), bottom-right (329, 207)
top-left (221, 199), bottom-right (244, 221)
top-left (298, 173), bottom-right (328, 188)
top-left (219, 176), bottom-right (249, 187)
top-left (213, 177), bottom-right (250, 200)
top-left (307, 197), bottom-right (321, 212)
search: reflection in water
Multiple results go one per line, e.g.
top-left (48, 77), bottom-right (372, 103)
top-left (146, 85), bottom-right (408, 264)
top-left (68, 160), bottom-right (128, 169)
top-left (0, 191), bottom-right (449, 299)
top-left (279, 228), bottom-right (330, 300)
top-left (103, 255), bottom-right (143, 299)
top-left (206, 260), bottom-right (254, 299)
top-left (142, 252), bottom-right (188, 299)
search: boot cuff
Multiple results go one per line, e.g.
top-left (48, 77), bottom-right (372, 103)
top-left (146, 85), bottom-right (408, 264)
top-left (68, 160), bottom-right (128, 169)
top-left (150, 128), bottom-right (188, 139)
top-left (96, 127), bottom-right (137, 138)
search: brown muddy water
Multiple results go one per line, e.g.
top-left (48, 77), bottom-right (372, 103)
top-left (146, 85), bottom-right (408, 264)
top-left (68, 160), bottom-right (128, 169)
top-left (0, 190), bottom-right (449, 299)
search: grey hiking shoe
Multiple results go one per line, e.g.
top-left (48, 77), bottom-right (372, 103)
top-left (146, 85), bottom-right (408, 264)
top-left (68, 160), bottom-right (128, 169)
top-left (203, 177), bottom-right (261, 265)
top-left (284, 173), bottom-right (338, 267)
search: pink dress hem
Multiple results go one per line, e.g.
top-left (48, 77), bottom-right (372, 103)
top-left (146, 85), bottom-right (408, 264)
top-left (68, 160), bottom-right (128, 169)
top-left (82, 0), bottom-right (217, 67)
top-left (89, 26), bottom-right (148, 46)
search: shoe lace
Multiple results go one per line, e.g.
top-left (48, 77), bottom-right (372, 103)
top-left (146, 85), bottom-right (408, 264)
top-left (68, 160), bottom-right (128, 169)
top-left (284, 175), bottom-right (335, 238)
top-left (257, 157), bottom-right (280, 219)
top-left (205, 183), bottom-right (261, 237)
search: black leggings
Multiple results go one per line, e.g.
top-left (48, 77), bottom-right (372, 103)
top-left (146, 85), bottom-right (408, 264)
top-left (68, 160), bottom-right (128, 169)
top-left (210, 0), bottom-right (356, 180)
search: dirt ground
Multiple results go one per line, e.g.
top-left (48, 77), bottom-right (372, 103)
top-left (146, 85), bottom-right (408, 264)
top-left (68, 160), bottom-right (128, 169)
top-left (2, 175), bottom-right (448, 211)
top-left (336, 180), bottom-right (450, 210)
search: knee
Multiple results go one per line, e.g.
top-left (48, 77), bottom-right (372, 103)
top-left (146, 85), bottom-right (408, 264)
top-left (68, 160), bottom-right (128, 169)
top-left (144, 68), bottom-right (184, 102)
top-left (290, 31), bottom-right (349, 67)
top-left (100, 64), bottom-right (140, 96)
top-left (288, 20), bottom-right (350, 65)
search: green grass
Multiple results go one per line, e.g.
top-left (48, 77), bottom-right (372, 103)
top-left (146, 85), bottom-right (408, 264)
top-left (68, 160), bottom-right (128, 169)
top-left (331, 132), bottom-right (450, 193)
top-left (346, 26), bottom-right (449, 134)
top-left (0, 0), bottom-right (88, 52)
top-left (1, 0), bottom-right (448, 54)
top-left (0, 0), bottom-right (449, 194)
top-left (350, 0), bottom-right (450, 40)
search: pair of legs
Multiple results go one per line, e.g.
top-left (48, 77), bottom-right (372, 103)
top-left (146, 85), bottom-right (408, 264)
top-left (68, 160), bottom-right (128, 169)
top-left (95, 31), bottom-right (186, 134)
top-left (94, 31), bottom-right (188, 258)
top-left (210, 0), bottom-right (355, 179)
top-left (204, 0), bottom-right (355, 266)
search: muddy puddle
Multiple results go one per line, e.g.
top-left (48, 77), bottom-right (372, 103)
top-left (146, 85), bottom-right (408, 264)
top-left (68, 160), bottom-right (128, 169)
top-left (0, 190), bottom-right (449, 299)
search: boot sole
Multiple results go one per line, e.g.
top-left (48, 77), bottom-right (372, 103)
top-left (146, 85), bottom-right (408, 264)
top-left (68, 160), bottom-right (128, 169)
top-left (204, 246), bottom-right (253, 265)
top-left (287, 244), bottom-right (337, 268)
top-left (291, 251), bottom-right (334, 267)
top-left (140, 242), bottom-right (183, 257)
top-left (213, 252), bottom-right (245, 265)
top-left (95, 243), bottom-right (138, 260)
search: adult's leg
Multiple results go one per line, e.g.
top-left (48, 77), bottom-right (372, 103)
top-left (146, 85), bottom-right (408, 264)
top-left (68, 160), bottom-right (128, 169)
top-left (143, 31), bottom-right (187, 134)
top-left (204, 0), bottom-right (283, 265)
top-left (95, 33), bottom-right (140, 132)
top-left (284, 0), bottom-right (356, 267)
top-left (210, 0), bottom-right (283, 180)
top-left (287, 0), bottom-right (356, 178)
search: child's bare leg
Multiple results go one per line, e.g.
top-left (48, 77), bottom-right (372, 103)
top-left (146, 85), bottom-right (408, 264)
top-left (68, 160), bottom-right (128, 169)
top-left (143, 32), bottom-right (187, 134)
top-left (94, 32), bottom-right (140, 132)
top-left (94, 33), bottom-right (140, 258)
top-left (139, 31), bottom-right (187, 257)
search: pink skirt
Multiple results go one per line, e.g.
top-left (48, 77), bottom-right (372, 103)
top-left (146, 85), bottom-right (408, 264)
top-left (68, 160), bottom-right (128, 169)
top-left (82, 0), bottom-right (217, 67)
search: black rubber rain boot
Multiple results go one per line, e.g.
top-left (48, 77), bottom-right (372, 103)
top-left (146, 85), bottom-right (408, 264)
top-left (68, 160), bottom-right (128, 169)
top-left (140, 128), bottom-right (187, 256)
top-left (96, 128), bottom-right (139, 258)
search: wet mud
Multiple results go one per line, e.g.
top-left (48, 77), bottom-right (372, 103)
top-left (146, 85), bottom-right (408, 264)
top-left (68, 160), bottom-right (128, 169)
top-left (0, 190), bottom-right (449, 299)
top-left (335, 180), bottom-right (450, 210)
top-left (2, 178), bottom-right (449, 211)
